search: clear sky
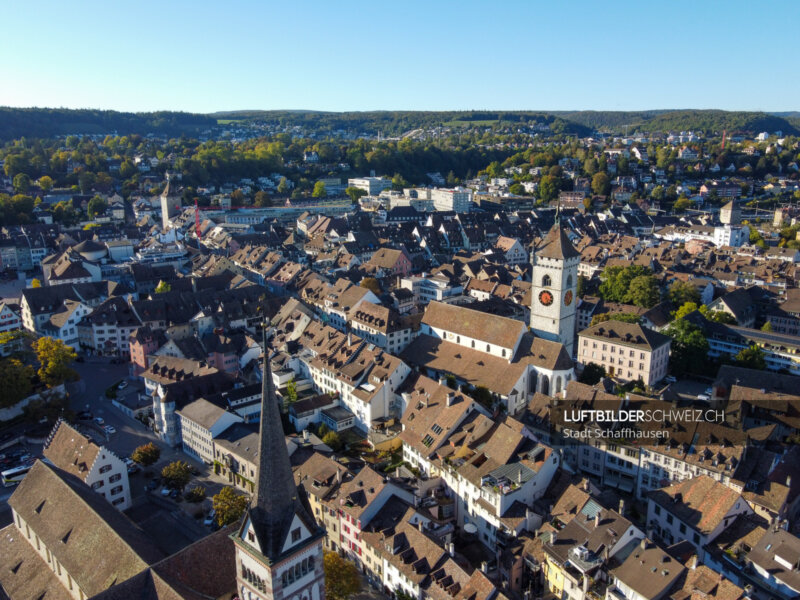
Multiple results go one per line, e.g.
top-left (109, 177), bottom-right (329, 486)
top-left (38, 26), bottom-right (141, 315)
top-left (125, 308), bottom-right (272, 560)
top-left (1, 0), bottom-right (797, 114)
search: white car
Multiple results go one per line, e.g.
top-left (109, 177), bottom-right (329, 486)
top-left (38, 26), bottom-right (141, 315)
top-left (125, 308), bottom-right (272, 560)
top-left (664, 375), bottom-right (677, 383)
top-left (204, 510), bottom-right (216, 526)
top-left (118, 381), bottom-right (128, 390)
top-left (104, 425), bottom-right (116, 434)
top-left (161, 487), bottom-right (171, 496)
top-left (704, 387), bottom-right (713, 396)
top-left (95, 417), bottom-right (105, 425)
top-left (697, 394), bottom-right (710, 402)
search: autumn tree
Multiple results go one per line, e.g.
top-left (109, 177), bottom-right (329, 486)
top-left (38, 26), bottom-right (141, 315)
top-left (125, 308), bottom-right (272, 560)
top-left (34, 336), bottom-right (78, 387)
top-left (277, 177), bottom-right (290, 195)
top-left (132, 442), bottom-right (161, 467)
top-left (37, 175), bottom-right (54, 192)
top-left (360, 277), bottom-right (381, 295)
top-left (212, 486), bottom-right (249, 525)
top-left (322, 431), bottom-right (343, 452)
top-left (13, 173), bottom-right (31, 193)
top-left (734, 344), bottom-right (766, 370)
top-left (673, 302), bottom-right (700, 321)
top-left (324, 551), bottom-right (362, 600)
top-left (154, 280), bottom-right (172, 294)
top-left (31, 278), bottom-right (42, 288)
top-left (161, 461), bottom-right (192, 491)
top-left (254, 190), bottom-right (271, 207)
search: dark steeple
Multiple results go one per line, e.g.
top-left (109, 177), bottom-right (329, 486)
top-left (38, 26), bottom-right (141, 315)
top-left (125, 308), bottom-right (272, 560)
top-left (242, 326), bottom-right (316, 562)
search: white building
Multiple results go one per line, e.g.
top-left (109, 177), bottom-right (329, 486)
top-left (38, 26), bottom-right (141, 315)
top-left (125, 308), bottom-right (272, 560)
top-left (176, 398), bottom-right (243, 463)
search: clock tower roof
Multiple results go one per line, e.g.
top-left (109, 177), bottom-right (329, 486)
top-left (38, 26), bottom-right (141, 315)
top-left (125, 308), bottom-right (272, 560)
top-left (537, 224), bottom-right (580, 260)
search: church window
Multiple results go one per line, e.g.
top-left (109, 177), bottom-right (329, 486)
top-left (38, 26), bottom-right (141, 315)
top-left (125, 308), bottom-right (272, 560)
top-left (542, 275), bottom-right (551, 287)
top-left (566, 274), bottom-right (573, 287)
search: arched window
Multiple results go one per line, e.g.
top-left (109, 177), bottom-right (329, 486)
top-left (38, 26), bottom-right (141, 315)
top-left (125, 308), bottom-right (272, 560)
top-left (566, 274), bottom-right (573, 288)
top-left (542, 274), bottom-right (551, 287)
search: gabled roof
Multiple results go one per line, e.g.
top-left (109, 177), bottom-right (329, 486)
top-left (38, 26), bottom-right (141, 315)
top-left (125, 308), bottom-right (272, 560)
top-left (648, 475), bottom-right (744, 536)
top-left (536, 223), bottom-right (580, 260)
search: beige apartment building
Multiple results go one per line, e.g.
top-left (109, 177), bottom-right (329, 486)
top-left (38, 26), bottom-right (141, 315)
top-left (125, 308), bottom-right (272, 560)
top-left (577, 320), bottom-right (671, 386)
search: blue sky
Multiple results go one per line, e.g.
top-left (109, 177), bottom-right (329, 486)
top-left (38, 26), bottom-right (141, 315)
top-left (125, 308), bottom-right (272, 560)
top-left (1, 0), bottom-right (796, 113)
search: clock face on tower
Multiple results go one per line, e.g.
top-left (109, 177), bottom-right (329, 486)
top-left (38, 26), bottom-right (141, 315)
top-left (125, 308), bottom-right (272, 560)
top-left (539, 290), bottom-right (554, 306)
top-left (564, 290), bottom-right (573, 306)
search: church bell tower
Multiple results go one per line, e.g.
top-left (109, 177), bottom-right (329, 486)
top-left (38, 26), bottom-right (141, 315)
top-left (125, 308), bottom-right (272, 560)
top-left (529, 221), bottom-right (580, 357)
top-left (233, 329), bottom-right (326, 600)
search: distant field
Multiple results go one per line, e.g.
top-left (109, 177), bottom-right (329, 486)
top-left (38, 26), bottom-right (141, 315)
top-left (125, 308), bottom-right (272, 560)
top-left (217, 119), bottom-right (246, 125)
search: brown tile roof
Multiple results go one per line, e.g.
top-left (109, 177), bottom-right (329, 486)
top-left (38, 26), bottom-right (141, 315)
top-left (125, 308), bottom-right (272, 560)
top-left (578, 320), bottom-right (671, 351)
top-left (648, 476), bottom-right (744, 536)
top-left (43, 420), bottom-right (102, 482)
top-left (8, 461), bottom-right (164, 597)
top-left (422, 301), bottom-right (526, 350)
top-left (612, 540), bottom-right (685, 600)
top-left (669, 564), bottom-right (745, 600)
top-left (338, 465), bottom-right (388, 520)
top-left (0, 524), bottom-right (72, 600)
top-left (536, 224), bottom-right (580, 260)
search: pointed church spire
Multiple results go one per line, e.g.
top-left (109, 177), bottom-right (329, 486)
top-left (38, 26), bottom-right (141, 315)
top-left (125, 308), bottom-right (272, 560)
top-left (244, 323), bottom-right (312, 561)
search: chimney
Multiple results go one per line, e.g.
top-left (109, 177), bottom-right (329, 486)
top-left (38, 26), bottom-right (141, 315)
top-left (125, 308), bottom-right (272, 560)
top-left (336, 469), bottom-right (342, 485)
top-left (418, 520), bottom-right (424, 532)
top-left (619, 499), bottom-right (626, 515)
top-left (439, 375), bottom-right (448, 387)
top-left (583, 480), bottom-right (590, 492)
top-left (481, 561), bottom-right (488, 574)
top-left (787, 475), bottom-right (792, 488)
top-left (689, 555), bottom-right (698, 570)
top-left (448, 542), bottom-right (455, 557)
top-left (640, 538), bottom-right (648, 550)
top-left (303, 429), bottom-right (310, 443)
top-left (446, 392), bottom-right (455, 407)
top-left (594, 513), bottom-right (600, 528)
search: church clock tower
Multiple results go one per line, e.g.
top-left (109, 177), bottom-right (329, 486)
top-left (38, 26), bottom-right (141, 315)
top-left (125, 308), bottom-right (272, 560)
top-left (529, 222), bottom-right (580, 358)
top-left (234, 330), bottom-right (326, 600)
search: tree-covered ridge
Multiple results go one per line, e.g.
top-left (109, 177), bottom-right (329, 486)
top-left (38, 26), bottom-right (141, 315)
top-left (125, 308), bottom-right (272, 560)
top-left (554, 109), bottom-right (799, 136)
top-left (0, 107), bottom-right (217, 141)
top-left (210, 110), bottom-right (592, 136)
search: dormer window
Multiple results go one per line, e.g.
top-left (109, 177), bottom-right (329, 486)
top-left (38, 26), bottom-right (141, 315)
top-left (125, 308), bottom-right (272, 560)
top-left (292, 527), bottom-right (301, 542)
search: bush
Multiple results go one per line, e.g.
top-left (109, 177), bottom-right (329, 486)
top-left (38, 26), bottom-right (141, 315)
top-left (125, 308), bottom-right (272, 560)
top-left (185, 486), bottom-right (206, 503)
top-left (322, 431), bottom-right (342, 452)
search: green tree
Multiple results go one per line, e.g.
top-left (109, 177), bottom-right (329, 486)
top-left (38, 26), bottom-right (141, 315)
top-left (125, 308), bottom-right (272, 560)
top-left (37, 175), bottom-right (54, 192)
top-left (599, 265), bottom-right (652, 303)
top-left (324, 551), bottom-right (362, 600)
top-left (582, 197), bottom-right (593, 213)
top-left (212, 486), bottom-right (249, 526)
top-left (119, 160), bottom-right (138, 178)
top-left (34, 336), bottom-right (78, 387)
top-left (674, 196), bottom-right (692, 213)
top-left (312, 181), bottom-right (327, 198)
top-left (132, 442), bottom-right (161, 467)
top-left (154, 280), bottom-right (172, 294)
top-left (668, 281), bottom-right (701, 306)
top-left (360, 277), bottom-right (381, 295)
top-left (508, 183), bottom-right (525, 195)
top-left (538, 175), bottom-right (560, 203)
top-left (322, 431), bottom-right (342, 452)
top-left (0, 358), bottom-right (35, 408)
top-left (469, 386), bottom-right (493, 408)
top-left (13, 173), bottom-right (31, 193)
top-left (760, 321), bottom-right (773, 332)
top-left (185, 485), bottom-right (206, 503)
top-left (345, 186), bottom-right (367, 203)
top-left (583, 158), bottom-right (598, 176)
top-left (734, 344), bottom-right (766, 370)
top-left (161, 461), bottom-right (192, 491)
top-left (277, 177), bottom-right (290, 195)
top-left (625, 275), bottom-right (661, 308)
top-left (286, 378), bottom-right (298, 403)
top-left (663, 319), bottom-right (710, 376)
top-left (577, 275), bottom-right (587, 297)
top-left (31, 278), bottom-right (42, 288)
top-left (673, 302), bottom-right (700, 321)
top-left (650, 185), bottom-right (665, 201)
top-left (591, 172), bottom-right (610, 196)
top-left (87, 195), bottom-right (108, 218)
top-left (578, 362), bottom-right (606, 385)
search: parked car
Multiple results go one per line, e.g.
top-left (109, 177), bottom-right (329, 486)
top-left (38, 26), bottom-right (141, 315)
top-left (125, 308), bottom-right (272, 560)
top-left (104, 426), bottom-right (116, 435)
top-left (118, 380), bottom-right (128, 390)
top-left (169, 489), bottom-right (180, 499)
top-left (78, 411), bottom-right (93, 420)
top-left (161, 487), bottom-right (172, 496)
top-left (664, 375), bottom-right (677, 383)
top-left (147, 480), bottom-right (159, 490)
top-left (94, 417), bottom-right (104, 425)
top-left (204, 510), bottom-right (216, 526)
top-left (127, 464), bottom-right (139, 474)
top-left (704, 387), bottom-right (713, 396)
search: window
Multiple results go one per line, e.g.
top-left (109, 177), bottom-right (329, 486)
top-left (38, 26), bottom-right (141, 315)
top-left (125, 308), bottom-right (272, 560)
top-left (654, 505), bottom-right (661, 515)
top-left (542, 274), bottom-right (551, 287)
top-left (666, 514), bottom-right (673, 525)
top-left (693, 533), bottom-right (700, 544)
top-left (679, 523), bottom-right (686, 534)
top-left (109, 474), bottom-right (121, 483)
top-left (292, 528), bottom-right (302, 542)
top-left (92, 480), bottom-right (104, 489)
top-left (99, 465), bottom-right (112, 474)
top-left (110, 485), bottom-right (123, 495)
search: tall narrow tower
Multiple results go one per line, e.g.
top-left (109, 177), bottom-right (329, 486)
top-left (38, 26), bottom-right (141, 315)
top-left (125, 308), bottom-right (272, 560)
top-left (529, 222), bottom-right (580, 357)
top-left (234, 331), bottom-right (326, 600)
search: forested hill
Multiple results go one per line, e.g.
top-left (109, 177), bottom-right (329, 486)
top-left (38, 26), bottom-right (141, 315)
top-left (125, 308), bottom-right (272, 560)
top-left (0, 108), bottom-right (217, 140)
top-left (553, 109), bottom-right (799, 136)
top-left (0, 107), bottom-right (797, 141)
top-left (211, 110), bottom-right (592, 137)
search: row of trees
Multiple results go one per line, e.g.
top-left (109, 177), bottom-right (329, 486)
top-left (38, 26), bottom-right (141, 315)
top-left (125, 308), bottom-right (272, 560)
top-left (0, 334), bottom-right (78, 408)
